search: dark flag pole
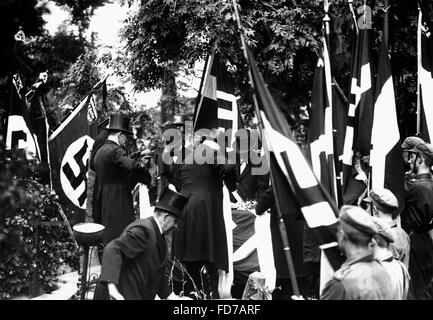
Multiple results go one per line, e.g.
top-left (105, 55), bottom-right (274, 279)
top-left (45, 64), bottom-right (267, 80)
top-left (231, 0), bottom-right (300, 296)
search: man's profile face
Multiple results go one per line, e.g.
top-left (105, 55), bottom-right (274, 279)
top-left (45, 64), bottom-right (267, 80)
top-left (162, 213), bottom-right (179, 234)
top-left (118, 132), bottom-right (127, 146)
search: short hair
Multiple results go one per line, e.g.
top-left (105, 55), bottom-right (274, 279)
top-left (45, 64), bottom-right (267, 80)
top-left (344, 231), bottom-right (372, 247)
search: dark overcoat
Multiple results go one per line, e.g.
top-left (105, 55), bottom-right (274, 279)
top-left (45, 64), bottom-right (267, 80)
top-left (172, 146), bottom-right (237, 272)
top-left (94, 217), bottom-right (171, 300)
top-left (93, 140), bottom-right (149, 244)
top-left (235, 162), bottom-right (269, 202)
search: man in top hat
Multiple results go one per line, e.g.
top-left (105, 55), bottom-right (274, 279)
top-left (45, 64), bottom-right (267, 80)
top-left (362, 188), bottom-right (410, 268)
top-left (93, 112), bottom-right (150, 245)
top-left (172, 113), bottom-right (186, 134)
top-left (371, 217), bottom-right (410, 300)
top-left (94, 188), bottom-right (191, 300)
top-left (400, 136), bottom-right (433, 299)
top-left (156, 114), bottom-right (188, 201)
top-left (320, 205), bottom-right (395, 300)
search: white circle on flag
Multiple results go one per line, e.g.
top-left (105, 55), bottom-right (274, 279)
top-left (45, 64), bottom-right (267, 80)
top-left (60, 135), bottom-right (94, 209)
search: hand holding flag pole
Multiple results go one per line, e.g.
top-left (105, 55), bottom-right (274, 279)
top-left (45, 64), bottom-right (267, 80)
top-left (231, 0), bottom-right (301, 297)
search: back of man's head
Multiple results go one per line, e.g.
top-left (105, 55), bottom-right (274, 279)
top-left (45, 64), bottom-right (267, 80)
top-left (339, 205), bottom-right (378, 247)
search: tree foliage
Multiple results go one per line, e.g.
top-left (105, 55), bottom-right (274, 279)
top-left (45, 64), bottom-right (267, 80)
top-left (122, 0), bottom-right (420, 137)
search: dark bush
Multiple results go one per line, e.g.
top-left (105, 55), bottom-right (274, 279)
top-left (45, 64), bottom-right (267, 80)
top-left (0, 140), bottom-right (80, 299)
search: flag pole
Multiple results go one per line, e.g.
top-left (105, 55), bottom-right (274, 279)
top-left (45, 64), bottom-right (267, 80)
top-left (348, 0), bottom-right (359, 35)
top-left (417, 6), bottom-right (422, 136)
top-left (231, 0), bottom-right (300, 297)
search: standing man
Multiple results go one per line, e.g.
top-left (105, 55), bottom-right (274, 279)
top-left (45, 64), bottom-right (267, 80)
top-left (94, 188), bottom-right (190, 300)
top-left (362, 188), bottom-right (410, 268)
top-left (400, 137), bottom-right (433, 299)
top-left (172, 132), bottom-right (237, 299)
top-left (371, 217), bottom-right (410, 300)
top-left (320, 205), bottom-right (395, 300)
top-left (93, 113), bottom-right (150, 245)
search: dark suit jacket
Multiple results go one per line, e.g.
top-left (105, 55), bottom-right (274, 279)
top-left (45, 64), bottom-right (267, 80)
top-left (235, 162), bottom-right (269, 202)
top-left (94, 217), bottom-right (171, 300)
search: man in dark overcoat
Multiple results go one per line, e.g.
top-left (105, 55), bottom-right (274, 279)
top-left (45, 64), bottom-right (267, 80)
top-left (94, 188), bottom-right (190, 300)
top-left (93, 113), bottom-right (150, 245)
top-left (172, 133), bottom-right (237, 299)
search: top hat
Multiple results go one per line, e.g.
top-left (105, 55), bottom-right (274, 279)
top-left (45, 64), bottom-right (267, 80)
top-left (173, 113), bottom-right (186, 126)
top-left (107, 113), bottom-right (133, 135)
top-left (155, 188), bottom-right (189, 220)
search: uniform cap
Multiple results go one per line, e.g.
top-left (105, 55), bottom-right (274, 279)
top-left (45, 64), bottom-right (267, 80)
top-left (363, 188), bottom-right (398, 213)
top-left (372, 216), bottom-right (395, 243)
top-left (401, 136), bottom-right (425, 152)
top-left (416, 142), bottom-right (433, 163)
top-left (339, 205), bottom-right (378, 238)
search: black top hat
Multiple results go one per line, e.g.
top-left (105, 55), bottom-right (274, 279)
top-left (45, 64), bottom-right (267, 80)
top-left (173, 113), bottom-right (186, 126)
top-left (155, 188), bottom-right (189, 219)
top-left (107, 113), bottom-right (133, 135)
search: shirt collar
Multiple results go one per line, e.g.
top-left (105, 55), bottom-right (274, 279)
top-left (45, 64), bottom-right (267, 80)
top-left (389, 220), bottom-right (398, 228)
top-left (154, 214), bottom-right (164, 236)
top-left (415, 173), bottom-right (433, 180)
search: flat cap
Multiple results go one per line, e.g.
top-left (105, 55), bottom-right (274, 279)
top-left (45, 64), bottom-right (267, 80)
top-left (364, 188), bottom-right (398, 213)
top-left (372, 216), bottom-right (394, 243)
top-left (339, 205), bottom-right (378, 238)
top-left (401, 136), bottom-right (425, 152)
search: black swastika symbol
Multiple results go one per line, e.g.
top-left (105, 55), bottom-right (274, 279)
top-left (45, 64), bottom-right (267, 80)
top-left (62, 139), bottom-right (89, 207)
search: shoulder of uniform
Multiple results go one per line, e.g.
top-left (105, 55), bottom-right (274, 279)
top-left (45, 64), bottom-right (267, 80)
top-left (333, 265), bottom-right (352, 281)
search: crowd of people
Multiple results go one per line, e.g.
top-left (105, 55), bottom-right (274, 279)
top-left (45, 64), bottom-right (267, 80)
top-left (88, 111), bottom-right (433, 300)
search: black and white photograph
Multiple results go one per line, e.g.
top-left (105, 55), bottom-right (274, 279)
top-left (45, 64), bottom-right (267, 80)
top-left (1, 0), bottom-right (433, 312)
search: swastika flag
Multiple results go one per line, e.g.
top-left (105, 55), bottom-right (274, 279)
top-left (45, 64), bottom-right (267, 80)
top-left (49, 95), bottom-right (97, 225)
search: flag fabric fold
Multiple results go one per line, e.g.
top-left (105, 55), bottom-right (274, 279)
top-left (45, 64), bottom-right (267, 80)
top-left (370, 9), bottom-right (405, 216)
top-left (49, 95), bottom-right (97, 226)
top-left (193, 51), bottom-right (243, 151)
top-left (5, 73), bottom-right (41, 161)
top-left (245, 46), bottom-right (343, 272)
top-left (418, 0), bottom-right (433, 142)
top-left (341, 2), bottom-right (374, 205)
top-left (308, 36), bottom-right (338, 204)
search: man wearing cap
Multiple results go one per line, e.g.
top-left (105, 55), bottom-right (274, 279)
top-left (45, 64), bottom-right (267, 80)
top-left (400, 136), bottom-right (433, 299)
top-left (320, 205), bottom-right (395, 300)
top-left (362, 188), bottom-right (410, 268)
top-left (93, 113), bottom-right (150, 245)
top-left (94, 189), bottom-right (191, 300)
top-left (371, 217), bottom-right (410, 299)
